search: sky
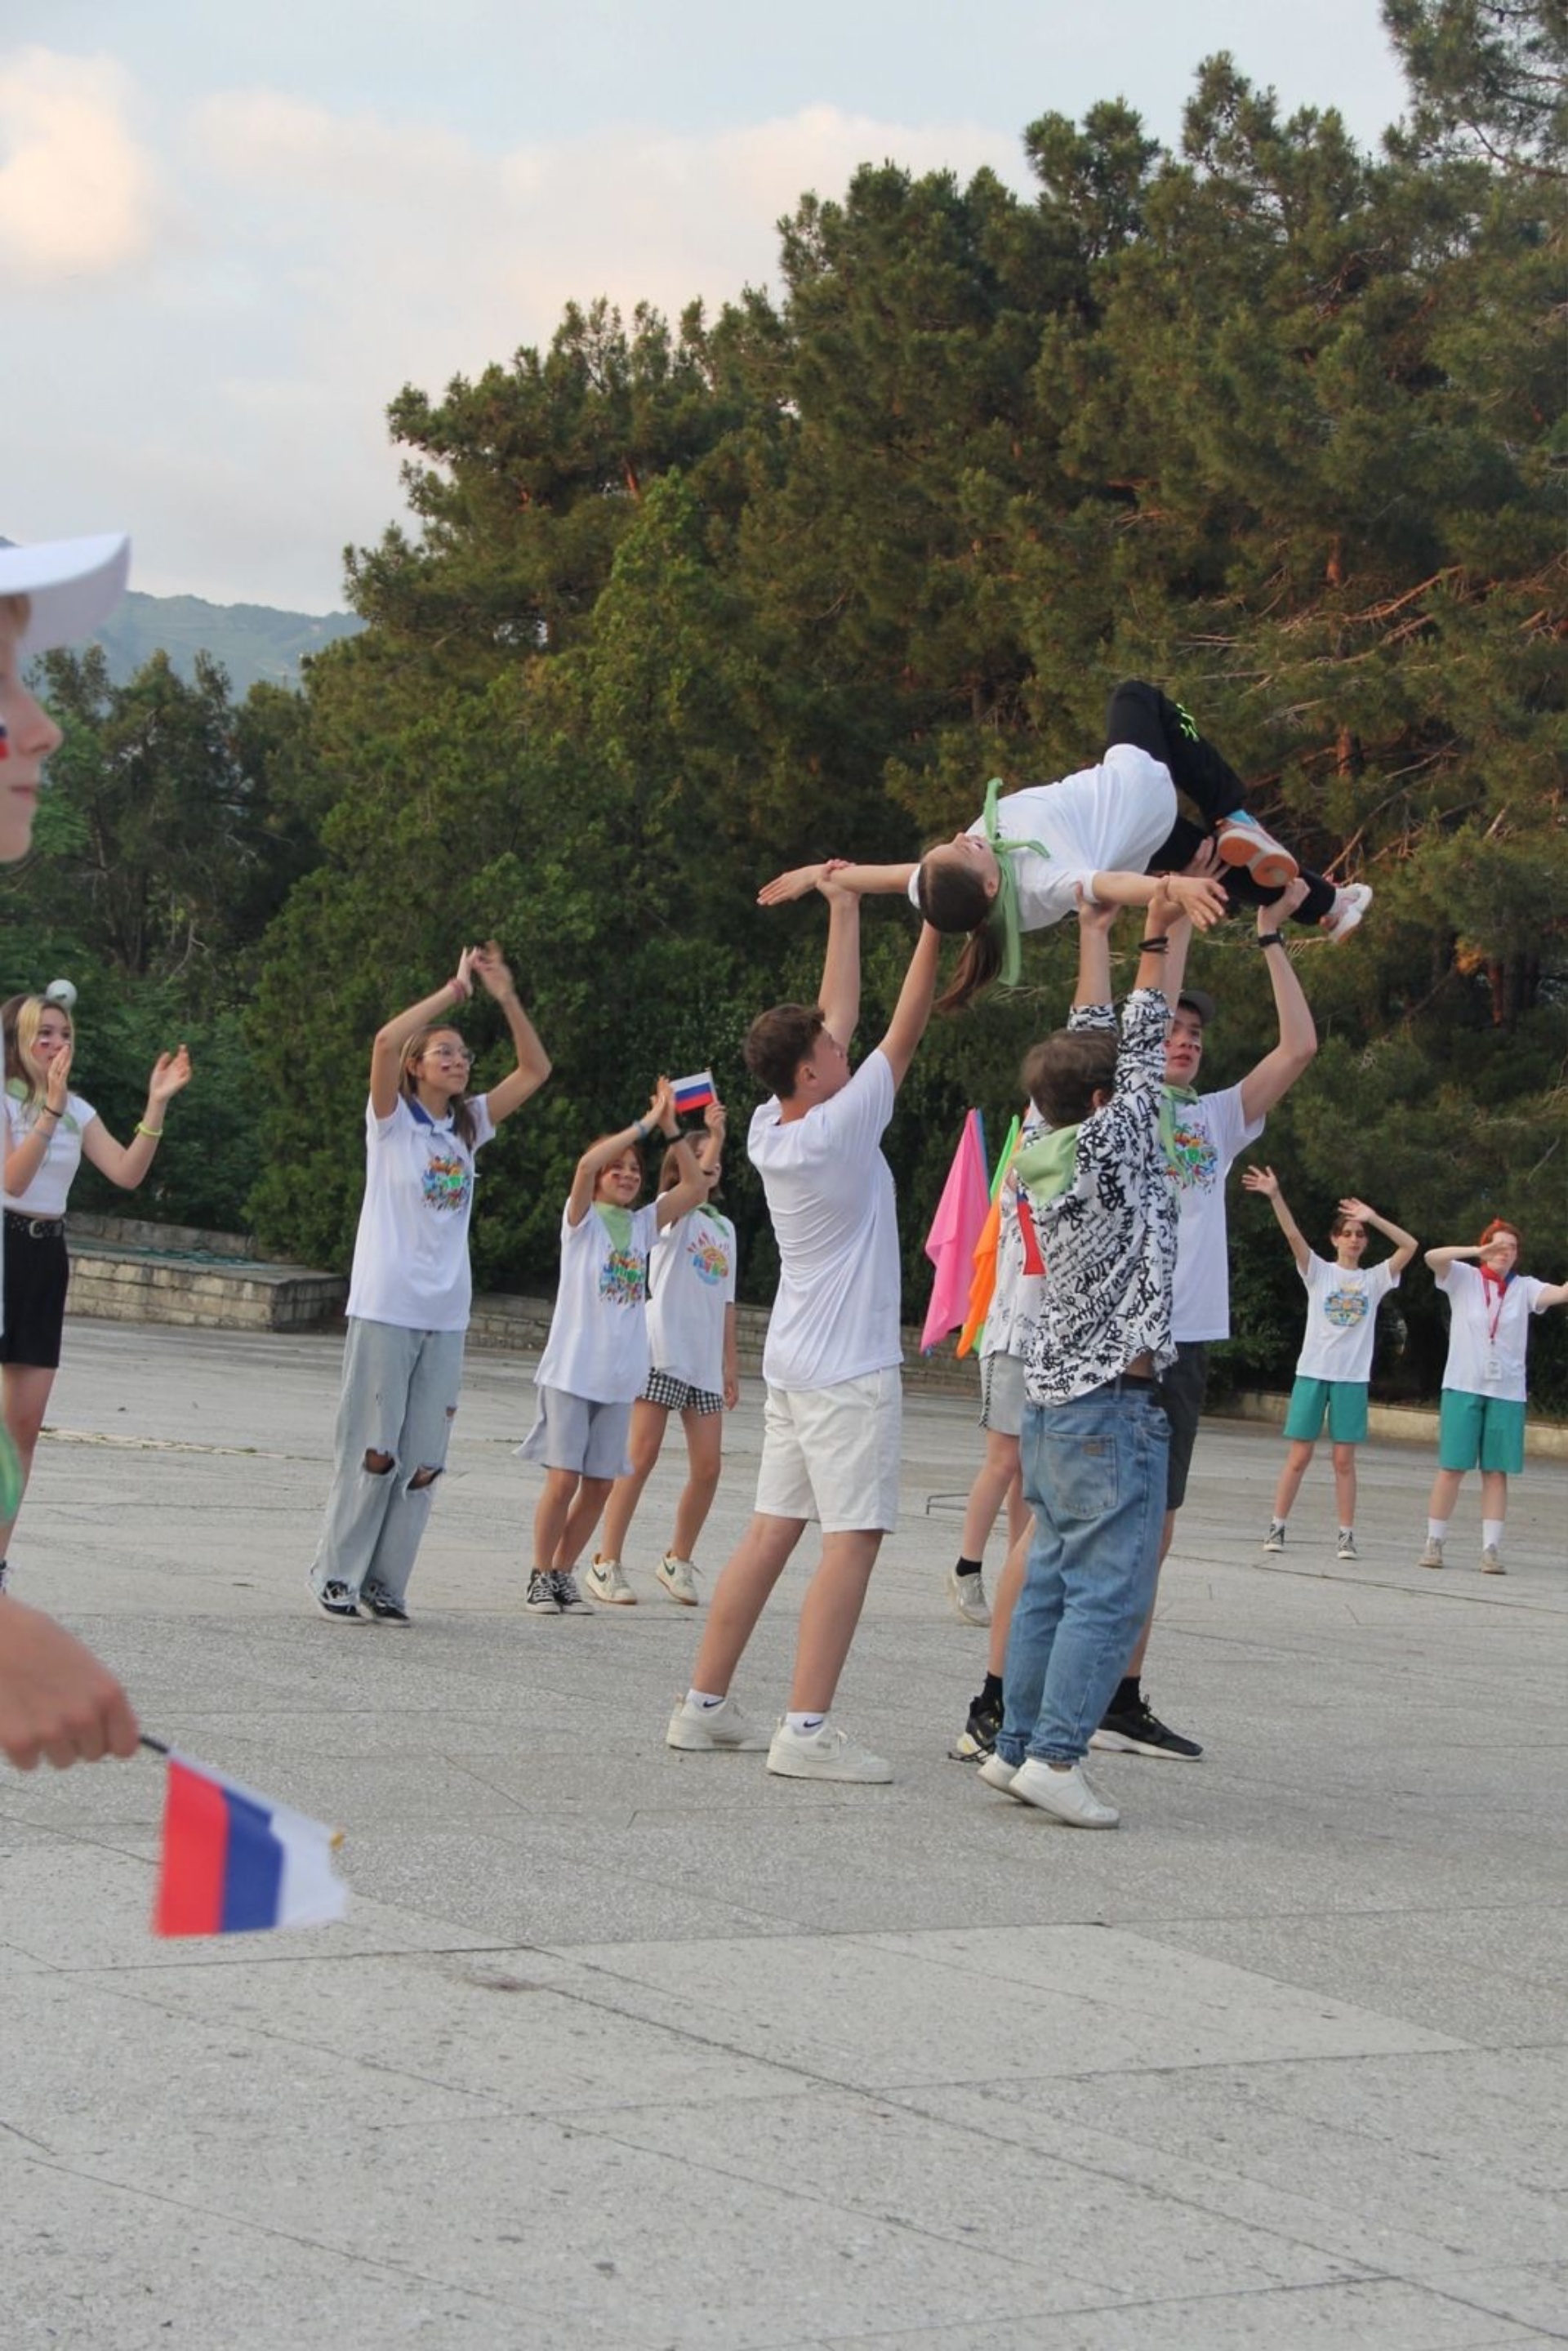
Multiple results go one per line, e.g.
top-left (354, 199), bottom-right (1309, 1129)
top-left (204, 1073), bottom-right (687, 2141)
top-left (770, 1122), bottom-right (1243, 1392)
top-left (7, 3), bottom-right (1414, 614)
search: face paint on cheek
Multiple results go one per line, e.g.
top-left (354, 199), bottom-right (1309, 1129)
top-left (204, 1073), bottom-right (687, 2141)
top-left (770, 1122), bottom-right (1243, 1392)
top-left (0, 721), bottom-right (9, 760)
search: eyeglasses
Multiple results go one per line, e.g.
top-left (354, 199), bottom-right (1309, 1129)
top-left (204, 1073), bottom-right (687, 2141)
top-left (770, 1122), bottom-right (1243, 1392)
top-left (425, 1045), bottom-right (474, 1066)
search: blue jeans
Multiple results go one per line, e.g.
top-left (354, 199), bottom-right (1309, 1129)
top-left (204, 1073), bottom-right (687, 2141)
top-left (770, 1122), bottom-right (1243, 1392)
top-left (998, 1384), bottom-right (1170, 1767)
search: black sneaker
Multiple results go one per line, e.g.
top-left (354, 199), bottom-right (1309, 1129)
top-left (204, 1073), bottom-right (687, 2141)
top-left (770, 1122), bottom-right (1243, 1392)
top-left (948, 1686), bottom-right (1004, 1762)
top-left (1090, 1695), bottom-right (1203, 1761)
top-left (524, 1571), bottom-right (561, 1614)
top-left (362, 1580), bottom-right (412, 1625)
top-left (313, 1578), bottom-right (362, 1620)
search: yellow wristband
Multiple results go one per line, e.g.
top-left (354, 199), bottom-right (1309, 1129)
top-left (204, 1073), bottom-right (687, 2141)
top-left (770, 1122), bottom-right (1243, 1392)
top-left (136, 1121), bottom-right (164, 1140)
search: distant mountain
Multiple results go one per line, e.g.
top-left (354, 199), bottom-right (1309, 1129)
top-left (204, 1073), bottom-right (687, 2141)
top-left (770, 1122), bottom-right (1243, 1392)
top-left (93, 591), bottom-right (365, 697)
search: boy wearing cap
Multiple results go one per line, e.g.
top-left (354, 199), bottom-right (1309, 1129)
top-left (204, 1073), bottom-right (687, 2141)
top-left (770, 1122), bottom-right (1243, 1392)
top-left (0, 532), bottom-right (141, 1770)
top-left (1089, 881), bottom-right (1316, 1761)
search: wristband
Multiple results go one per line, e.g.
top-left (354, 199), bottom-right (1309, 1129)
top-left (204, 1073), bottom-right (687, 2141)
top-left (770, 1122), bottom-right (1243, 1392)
top-left (38, 1108), bottom-right (60, 1123)
top-left (136, 1121), bottom-right (164, 1140)
top-left (1139, 937), bottom-right (1169, 954)
top-left (1258, 931), bottom-right (1285, 949)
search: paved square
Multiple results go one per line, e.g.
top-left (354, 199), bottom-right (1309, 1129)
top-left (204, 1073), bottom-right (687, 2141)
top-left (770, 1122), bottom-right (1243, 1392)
top-left (4, 1323), bottom-right (1566, 2349)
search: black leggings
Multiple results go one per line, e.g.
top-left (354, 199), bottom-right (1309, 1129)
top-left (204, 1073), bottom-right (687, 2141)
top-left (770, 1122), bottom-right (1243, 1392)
top-left (1104, 680), bottom-right (1336, 926)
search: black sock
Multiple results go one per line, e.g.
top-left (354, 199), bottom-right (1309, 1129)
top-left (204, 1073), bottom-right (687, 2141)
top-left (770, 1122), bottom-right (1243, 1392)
top-left (954, 1555), bottom-right (982, 1579)
top-left (1112, 1676), bottom-right (1139, 1712)
top-left (981, 1672), bottom-right (1003, 1707)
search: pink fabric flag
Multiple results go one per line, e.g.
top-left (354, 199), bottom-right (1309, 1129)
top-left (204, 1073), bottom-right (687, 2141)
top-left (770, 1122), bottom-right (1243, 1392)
top-left (920, 1110), bottom-right (991, 1354)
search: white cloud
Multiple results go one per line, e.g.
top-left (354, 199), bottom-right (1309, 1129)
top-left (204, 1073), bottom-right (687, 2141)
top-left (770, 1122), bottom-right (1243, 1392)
top-left (0, 47), bottom-right (161, 283)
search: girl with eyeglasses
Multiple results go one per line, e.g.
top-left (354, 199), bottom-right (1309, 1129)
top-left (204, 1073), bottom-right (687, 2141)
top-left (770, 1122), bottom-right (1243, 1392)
top-left (307, 944), bottom-right (551, 1623)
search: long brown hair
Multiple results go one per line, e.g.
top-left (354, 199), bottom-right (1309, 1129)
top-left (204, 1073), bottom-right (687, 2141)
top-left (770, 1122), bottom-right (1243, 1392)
top-left (400, 1026), bottom-right (479, 1149)
top-left (917, 853), bottom-right (1004, 1013)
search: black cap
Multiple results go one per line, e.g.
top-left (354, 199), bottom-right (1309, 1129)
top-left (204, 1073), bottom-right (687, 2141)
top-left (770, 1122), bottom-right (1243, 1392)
top-left (1176, 988), bottom-right (1215, 1026)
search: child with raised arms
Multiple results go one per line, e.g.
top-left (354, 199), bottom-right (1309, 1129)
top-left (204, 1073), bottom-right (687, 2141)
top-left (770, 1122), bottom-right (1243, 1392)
top-left (586, 1101), bottom-right (739, 1606)
top-left (520, 1080), bottom-right (708, 1614)
top-left (1243, 1168), bottom-right (1418, 1561)
top-left (760, 679), bottom-right (1371, 1009)
top-left (309, 942), bottom-right (551, 1623)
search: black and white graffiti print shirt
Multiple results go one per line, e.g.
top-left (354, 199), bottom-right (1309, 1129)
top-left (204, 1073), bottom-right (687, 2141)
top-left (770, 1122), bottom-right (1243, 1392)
top-left (1022, 988), bottom-right (1178, 1408)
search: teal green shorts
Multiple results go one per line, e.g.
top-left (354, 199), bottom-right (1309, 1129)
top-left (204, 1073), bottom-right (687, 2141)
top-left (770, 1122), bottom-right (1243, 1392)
top-left (1438, 1388), bottom-right (1526, 1476)
top-left (1283, 1375), bottom-right (1369, 1445)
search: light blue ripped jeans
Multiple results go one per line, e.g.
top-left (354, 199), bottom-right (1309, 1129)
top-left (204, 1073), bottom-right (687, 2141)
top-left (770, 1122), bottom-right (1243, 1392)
top-left (309, 1318), bottom-right (465, 1605)
top-left (997, 1382), bottom-right (1170, 1767)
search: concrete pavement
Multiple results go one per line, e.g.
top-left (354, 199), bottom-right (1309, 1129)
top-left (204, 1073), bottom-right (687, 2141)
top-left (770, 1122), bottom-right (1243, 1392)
top-left (3, 1320), bottom-right (1566, 2349)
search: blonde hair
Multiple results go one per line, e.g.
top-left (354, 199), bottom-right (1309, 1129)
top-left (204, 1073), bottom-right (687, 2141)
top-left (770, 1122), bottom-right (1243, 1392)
top-left (2, 994), bottom-right (70, 1111)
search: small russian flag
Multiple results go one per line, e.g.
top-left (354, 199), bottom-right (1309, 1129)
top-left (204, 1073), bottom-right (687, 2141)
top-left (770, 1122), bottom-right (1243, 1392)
top-left (151, 1751), bottom-right (349, 1937)
top-left (672, 1069), bottom-right (716, 1115)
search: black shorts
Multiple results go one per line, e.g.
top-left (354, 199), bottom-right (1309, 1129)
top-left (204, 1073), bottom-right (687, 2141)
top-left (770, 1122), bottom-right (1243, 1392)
top-left (0, 1214), bottom-right (69, 1369)
top-left (1160, 1342), bottom-right (1209, 1512)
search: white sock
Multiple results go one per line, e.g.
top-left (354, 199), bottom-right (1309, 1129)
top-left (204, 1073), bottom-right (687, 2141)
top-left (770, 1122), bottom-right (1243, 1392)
top-left (1482, 1520), bottom-right (1504, 1551)
top-left (785, 1710), bottom-right (826, 1737)
top-left (687, 1688), bottom-right (726, 1711)
top-left (1427, 1518), bottom-right (1449, 1543)
top-left (1339, 1526), bottom-right (1354, 1540)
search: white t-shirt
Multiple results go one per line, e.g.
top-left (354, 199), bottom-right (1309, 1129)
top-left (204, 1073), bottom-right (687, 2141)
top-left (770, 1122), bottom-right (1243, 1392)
top-left (981, 1117), bottom-right (1045, 1363)
top-left (1436, 1260), bottom-right (1549, 1403)
top-left (1294, 1253), bottom-right (1400, 1384)
top-left (648, 1207), bottom-right (737, 1392)
top-left (345, 1091), bottom-right (497, 1333)
top-left (535, 1202), bottom-right (661, 1403)
top-left (4, 1089), bottom-right (96, 1218)
top-left (749, 1049), bottom-right (902, 1391)
top-left (1168, 1085), bottom-right (1264, 1343)
top-left (905, 744), bottom-right (1176, 933)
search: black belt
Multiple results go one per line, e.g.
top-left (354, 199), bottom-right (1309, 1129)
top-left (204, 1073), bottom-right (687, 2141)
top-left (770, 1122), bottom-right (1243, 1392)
top-left (1086, 1371), bottom-right (1160, 1395)
top-left (5, 1210), bottom-right (65, 1240)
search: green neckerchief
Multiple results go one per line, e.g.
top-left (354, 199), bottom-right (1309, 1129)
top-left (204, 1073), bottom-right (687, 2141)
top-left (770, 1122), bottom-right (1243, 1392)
top-left (5, 1075), bottom-right (79, 1135)
top-left (593, 1202), bottom-right (634, 1253)
top-left (1012, 1123), bottom-right (1082, 1207)
top-left (981, 777), bottom-right (1052, 989)
top-left (693, 1201), bottom-right (726, 1225)
top-left (1160, 1081), bottom-right (1200, 1169)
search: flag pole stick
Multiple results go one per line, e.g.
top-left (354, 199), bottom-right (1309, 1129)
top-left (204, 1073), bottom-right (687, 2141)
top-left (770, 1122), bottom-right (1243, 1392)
top-left (138, 1734), bottom-right (170, 1757)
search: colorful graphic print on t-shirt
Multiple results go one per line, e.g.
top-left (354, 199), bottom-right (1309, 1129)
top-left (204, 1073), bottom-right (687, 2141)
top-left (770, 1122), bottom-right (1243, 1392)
top-left (1165, 1116), bottom-right (1219, 1194)
top-left (686, 1223), bottom-right (732, 1286)
top-left (422, 1147), bottom-right (472, 1214)
top-left (1324, 1283), bottom-right (1371, 1329)
top-left (599, 1245), bottom-right (648, 1308)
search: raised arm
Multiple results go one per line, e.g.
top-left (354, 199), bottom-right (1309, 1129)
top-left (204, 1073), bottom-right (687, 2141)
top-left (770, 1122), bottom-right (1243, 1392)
top-left (1089, 870), bottom-right (1228, 932)
top-left (370, 951), bottom-right (476, 1120)
top-left (81, 1046), bottom-right (194, 1189)
top-left (878, 923), bottom-right (943, 1092)
top-left (1339, 1198), bottom-right (1419, 1276)
top-left (1239, 884), bottom-right (1317, 1124)
top-left (468, 942), bottom-right (551, 1126)
top-left (759, 859), bottom-right (915, 906)
top-left (1534, 1280), bottom-right (1568, 1310)
top-left (654, 1133), bottom-right (709, 1231)
top-left (1424, 1242), bottom-right (1481, 1273)
top-left (1073, 886), bottom-right (1117, 1006)
top-left (1241, 1164), bottom-right (1312, 1270)
top-left (817, 879), bottom-right (862, 1049)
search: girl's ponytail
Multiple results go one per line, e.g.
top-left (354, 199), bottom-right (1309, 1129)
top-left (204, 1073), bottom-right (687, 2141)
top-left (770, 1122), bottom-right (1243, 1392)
top-left (934, 924), bottom-right (1004, 1014)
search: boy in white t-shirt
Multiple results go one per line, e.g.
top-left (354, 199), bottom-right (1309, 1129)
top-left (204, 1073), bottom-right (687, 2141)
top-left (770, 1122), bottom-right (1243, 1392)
top-left (666, 879), bottom-right (942, 1783)
top-left (519, 1079), bottom-right (708, 1614)
top-left (1244, 1169), bottom-right (1418, 1560)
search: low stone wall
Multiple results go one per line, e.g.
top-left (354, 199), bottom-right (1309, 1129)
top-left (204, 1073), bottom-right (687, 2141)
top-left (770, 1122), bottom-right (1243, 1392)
top-left (65, 1213), bottom-right (346, 1334)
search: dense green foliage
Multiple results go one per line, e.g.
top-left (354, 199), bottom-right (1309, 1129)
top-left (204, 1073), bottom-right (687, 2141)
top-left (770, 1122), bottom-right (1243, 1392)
top-left (15, 3), bottom-right (1567, 1405)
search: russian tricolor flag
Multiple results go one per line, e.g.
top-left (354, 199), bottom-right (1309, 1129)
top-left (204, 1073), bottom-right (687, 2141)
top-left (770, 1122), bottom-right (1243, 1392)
top-left (672, 1069), bottom-right (716, 1115)
top-left (151, 1752), bottom-right (349, 1937)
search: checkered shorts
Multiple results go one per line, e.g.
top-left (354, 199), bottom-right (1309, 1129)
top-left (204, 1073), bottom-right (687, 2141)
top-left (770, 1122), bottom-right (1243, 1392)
top-left (641, 1368), bottom-right (724, 1416)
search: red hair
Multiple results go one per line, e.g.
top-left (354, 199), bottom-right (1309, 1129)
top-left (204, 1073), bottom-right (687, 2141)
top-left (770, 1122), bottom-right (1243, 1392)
top-left (1478, 1218), bottom-right (1521, 1251)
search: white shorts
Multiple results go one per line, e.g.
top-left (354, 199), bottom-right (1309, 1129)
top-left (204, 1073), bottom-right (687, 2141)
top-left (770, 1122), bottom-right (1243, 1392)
top-left (754, 1367), bottom-right (902, 1534)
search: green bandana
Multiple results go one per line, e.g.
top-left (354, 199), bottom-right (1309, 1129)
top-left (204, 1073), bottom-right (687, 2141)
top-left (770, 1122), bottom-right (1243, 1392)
top-left (1159, 1082), bottom-right (1200, 1170)
top-left (1012, 1122), bottom-right (1082, 1207)
top-left (5, 1075), bottom-right (79, 1135)
top-left (980, 777), bottom-right (1052, 989)
top-left (593, 1202), bottom-right (633, 1252)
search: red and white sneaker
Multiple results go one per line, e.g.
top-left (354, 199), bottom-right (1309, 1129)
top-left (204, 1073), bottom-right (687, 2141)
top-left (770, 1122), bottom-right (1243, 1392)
top-left (1321, 882), bottom-right (1373, 943)
top-left (1213, 812), bottom-right (1299, 893)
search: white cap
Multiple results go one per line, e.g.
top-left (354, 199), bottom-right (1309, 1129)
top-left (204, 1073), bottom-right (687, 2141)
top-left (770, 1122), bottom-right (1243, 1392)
top-left (0, 532), bottom-right (131, 656)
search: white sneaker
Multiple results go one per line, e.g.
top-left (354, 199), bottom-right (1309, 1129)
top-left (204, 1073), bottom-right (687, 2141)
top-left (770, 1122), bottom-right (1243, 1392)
top-left (665, 1694), bottom-right (770, 1752)
top-left (585, 1554), bottom-right (636, 1605)
top-left (655, 1553), bottom-right (700, 1606)
top-left (1336, 1529), bottom-right (1359, 1561)
top-left (765, 1721), bottom-right (893, 1783)
top-left (1321, 881), bottom-right (1373, 943)
top-left (1009, 1758), bottom-right (1120, 1828)
top-left (1419, 1536), bottom-right (1445, 1570)
top-left (1481, 1544), bottom-right (1506, 1575)
top-left (1262, 1521), bottom-right (1286, 1554)
top-left (946, 1565), bottom-right (991, 1627)
top-left (978, 1752), bottom-right (1021, 1797)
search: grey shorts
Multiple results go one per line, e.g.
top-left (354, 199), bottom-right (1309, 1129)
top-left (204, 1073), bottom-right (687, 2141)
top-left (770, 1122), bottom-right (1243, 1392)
top-left (517, 1387), bottom-right (633, 1480)
top-left (1160, 1343), bottom-right (1209, 1512)
top-left (978, 1351), bottom-right (1027, 1440)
